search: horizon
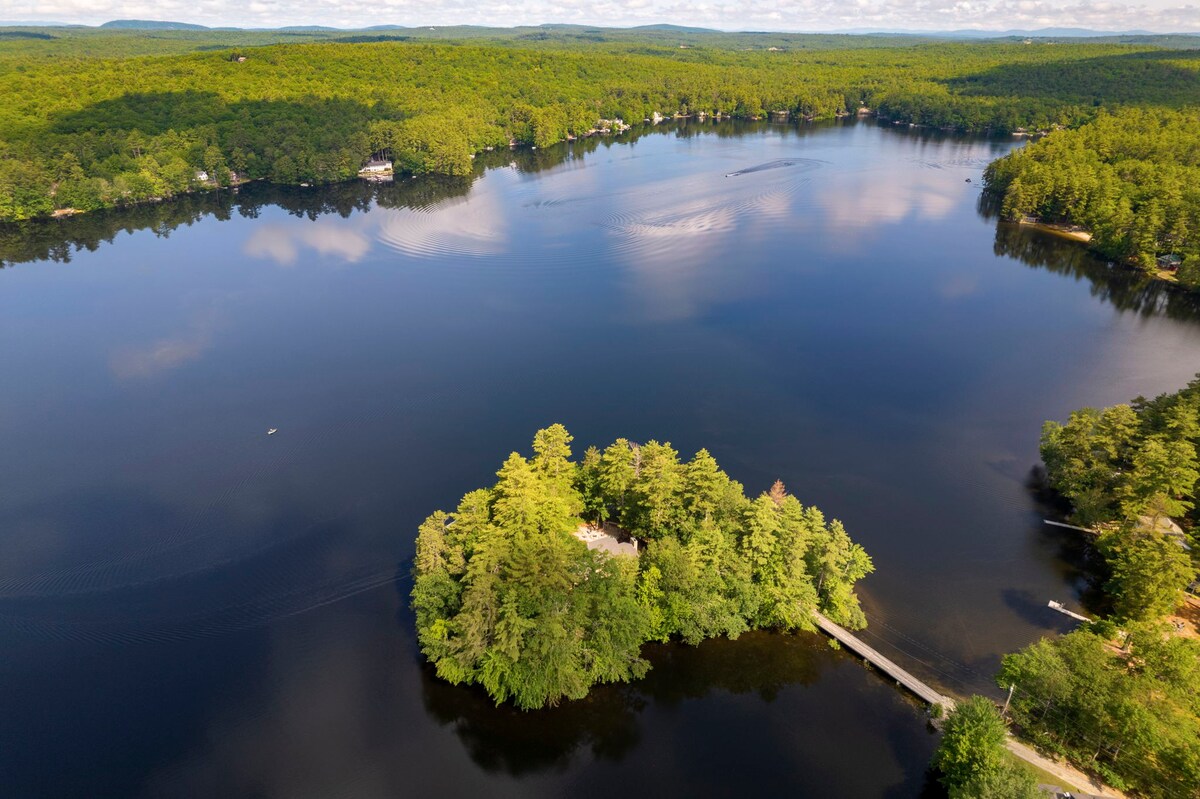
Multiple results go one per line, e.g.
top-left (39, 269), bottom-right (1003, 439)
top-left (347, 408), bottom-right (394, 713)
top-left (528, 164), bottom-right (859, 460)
top-left (5, 19), bottom-right (1200, 36)
top-left (4, 1), bottom-right (1200, 35)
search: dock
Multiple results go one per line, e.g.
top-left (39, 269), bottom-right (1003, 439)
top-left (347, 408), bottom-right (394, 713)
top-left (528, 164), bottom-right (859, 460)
top-left (1044, 519), bottom-right (1096, 534)
top-left (812, 610), bottom-right (956, 713)
top-left (813, 609), bottom-right (1124, 798)
top-left (1048, 600), bottom-right (1091, 623)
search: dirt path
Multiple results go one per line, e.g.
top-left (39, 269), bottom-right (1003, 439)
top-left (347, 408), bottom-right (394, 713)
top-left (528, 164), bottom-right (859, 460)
top-left (1005, 737), bottom-right (1127, 798)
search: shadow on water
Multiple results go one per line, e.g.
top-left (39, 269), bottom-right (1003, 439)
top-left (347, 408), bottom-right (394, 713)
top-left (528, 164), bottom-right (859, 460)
top-left (413, 618), bottom-right (879, 777)
top-left (419, 666), bottom-right (644, 776)
top-left (984, 200), bottom-right (1200, 322)
top-left (413, 622), bottom-right (944, 798)
top-left (1022, 467), bottom-right (1114, 619)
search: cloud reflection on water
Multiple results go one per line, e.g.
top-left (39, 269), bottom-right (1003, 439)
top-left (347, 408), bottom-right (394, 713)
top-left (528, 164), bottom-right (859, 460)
top-left (244, 221), bottom-right (372, 266)
top-left (375, 189), bottom-right (509, 260)
top-left (110, 309), bottom-right (224, 379)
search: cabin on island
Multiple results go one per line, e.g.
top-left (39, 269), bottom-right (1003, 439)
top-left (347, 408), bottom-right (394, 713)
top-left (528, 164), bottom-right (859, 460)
top-left (358, 159), bottom-right (394, 178)
top-left (574, 524), bottom-right (639, 558)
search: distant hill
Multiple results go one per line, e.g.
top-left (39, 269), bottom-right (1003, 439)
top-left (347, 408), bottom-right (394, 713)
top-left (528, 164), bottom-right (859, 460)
top-left (628, 24), bottom-right (719, 33)
top-left (830, 26), bottom-right (1169, 38)
top-left (954, 27), bottom-right (1158, 38)
top-left (100, 19), bottom-right (210, 30)
top-left (0, 21), bottom-right (87, 27)
top-left (0, 30), bottom-right (56, 39)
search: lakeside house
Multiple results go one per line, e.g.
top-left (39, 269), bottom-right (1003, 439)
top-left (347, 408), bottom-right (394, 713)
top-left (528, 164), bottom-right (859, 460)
top-left (1157, 253), bottom-right (1182, 272)
top-left (1139, 514), bottom-right (1192, 551)
top-left (574, 523), bottom-right (639, 557)
top-left (358, 159), bottom-right (394, 180)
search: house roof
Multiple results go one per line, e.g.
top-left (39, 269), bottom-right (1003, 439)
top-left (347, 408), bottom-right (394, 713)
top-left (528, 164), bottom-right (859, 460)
top-left (574, 524), bottom-right (638, 557)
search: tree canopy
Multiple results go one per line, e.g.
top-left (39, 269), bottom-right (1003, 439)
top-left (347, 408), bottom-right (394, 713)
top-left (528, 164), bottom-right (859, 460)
top-left (1, 32), bottom-right (1198, 221)
top-left (984, 107), bottom-right (1200, 288)
top-left (932, 696), bottom-right (1038, 799)
top-left (1039, 375), bottom-right (1200, 621)
top-left (998, 626), bottom-right (1200, 798)
top-left (411, 425), bottom-right (872, 709)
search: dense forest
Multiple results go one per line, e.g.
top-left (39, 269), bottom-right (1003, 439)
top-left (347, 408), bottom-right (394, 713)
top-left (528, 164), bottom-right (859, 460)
top-left (0, 24), bottom-right (946, 60)
top-left (2, 29), bottom-right (1199, 221)
top-left (410, 425), bottom-right (872, 709)
top-left (984, 107), bottom-right (1200, 288)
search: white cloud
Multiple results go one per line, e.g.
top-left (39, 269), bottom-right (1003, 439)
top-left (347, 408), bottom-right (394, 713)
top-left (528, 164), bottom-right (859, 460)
top-left (4, 0), bottom-right (1199, 32)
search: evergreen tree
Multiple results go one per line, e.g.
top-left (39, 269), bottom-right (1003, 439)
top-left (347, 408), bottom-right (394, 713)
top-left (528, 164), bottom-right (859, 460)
top-left (412, 425), bottom-right (872, 708)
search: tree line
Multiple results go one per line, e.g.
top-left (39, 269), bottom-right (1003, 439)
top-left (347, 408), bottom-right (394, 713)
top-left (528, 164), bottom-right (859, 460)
top-left (411, 425), bottom-right (872, 709)
top-left (984, 107), bottom-right (1200, 289)
top-left (2, 37), bottom-right (1198, 221)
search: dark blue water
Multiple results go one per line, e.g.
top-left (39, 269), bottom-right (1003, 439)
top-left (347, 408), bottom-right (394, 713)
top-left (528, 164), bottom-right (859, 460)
top-left (2, 120), bottom-right (1199, 798)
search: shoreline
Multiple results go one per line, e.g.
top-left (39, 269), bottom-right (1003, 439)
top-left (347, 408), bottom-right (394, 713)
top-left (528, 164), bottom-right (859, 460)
top-left (1017, 216), bottom-right (1186, 288)
top-left (10, 115), bottom-right (1026, 227)
top-left (1017, 217), bottom-right (1092, 243)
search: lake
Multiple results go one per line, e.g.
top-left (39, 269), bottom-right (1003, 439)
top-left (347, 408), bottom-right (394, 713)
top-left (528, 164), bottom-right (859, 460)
top-left (2, 119), bottom-right (1199, 798)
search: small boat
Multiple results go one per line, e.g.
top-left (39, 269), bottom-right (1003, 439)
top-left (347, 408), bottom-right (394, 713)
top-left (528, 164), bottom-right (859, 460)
top-left (267, 428), bottom-right (278, 435)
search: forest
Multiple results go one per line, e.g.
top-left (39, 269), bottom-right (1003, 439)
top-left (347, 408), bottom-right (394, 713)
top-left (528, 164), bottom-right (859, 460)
top-left (997, 625), bottom-right (1200, 798)
top-left (998, 379), bottom-right (1200, 797)
top-left (984, 107), bottom-right (1200, 288)
top-left (1, 29), bottom-right (1199, 221)
top-left (410, 425), bottom-right (873, 709)
top-left (1039, 375), bottom-right (1200, 621)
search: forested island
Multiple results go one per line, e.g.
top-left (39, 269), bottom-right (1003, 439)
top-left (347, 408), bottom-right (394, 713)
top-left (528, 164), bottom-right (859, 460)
top-left (411, 426), bottom-right (872, 709)
top-left (1, 25), bottom-right (1199, 221)
top-left (975, 378), bottom-right (1200, 798)
top-left (984, 107), bottom-right (1200, 289)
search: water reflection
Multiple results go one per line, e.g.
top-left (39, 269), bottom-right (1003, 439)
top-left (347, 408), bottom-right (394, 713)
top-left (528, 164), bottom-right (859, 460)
top-left (990, 219), bottom-right (1200, 322)
top-left (421, 630), bottom-right (831, 776)
top-left (110, 308), bottom-right (224, 378)
top-left (375, 191), bottom-right (509, 260)
top-left (244, 221), bottom-right (372, 266)
top-left (5, 118), bottom-right (1200, 798)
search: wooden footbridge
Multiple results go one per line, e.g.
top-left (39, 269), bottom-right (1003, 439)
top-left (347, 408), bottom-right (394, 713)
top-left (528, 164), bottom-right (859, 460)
top-left (813, 610), bottom-right (1125, 798)
top-left (812, 610), bottom-right (957, 714)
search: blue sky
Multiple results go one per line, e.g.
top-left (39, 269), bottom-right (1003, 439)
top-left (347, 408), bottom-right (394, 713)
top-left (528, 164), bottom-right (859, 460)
top-left (3, 0), bottom-right (1199, 31)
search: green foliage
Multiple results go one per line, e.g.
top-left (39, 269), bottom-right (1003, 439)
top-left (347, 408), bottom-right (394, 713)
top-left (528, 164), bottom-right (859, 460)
top-left (1099, 527), bottom-right (1195, 622)
top-left (1039, 376), bottom-right (1200, 620)
top-left (985, 108), bottom-right (1200, 286)
top-left (998, 628), bottom-right (1200, 798)
top-left (933, 696), bottom-right (1038, 799)
top-left (1, 34), bottom-right (1198, 221)
top-left (411, 426), bottom-right (872, 708)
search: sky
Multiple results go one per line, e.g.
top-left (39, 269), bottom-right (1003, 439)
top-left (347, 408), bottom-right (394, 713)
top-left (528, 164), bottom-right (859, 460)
top-left (2, 0), bottom-right (1199, 32)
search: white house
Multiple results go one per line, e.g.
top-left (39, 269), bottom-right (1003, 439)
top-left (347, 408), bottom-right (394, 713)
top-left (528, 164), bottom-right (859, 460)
top-left (358, 159), bottom-right (393, 177)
